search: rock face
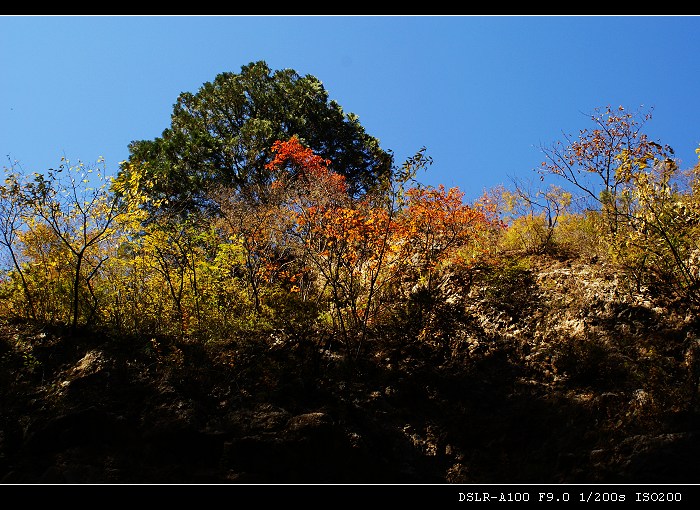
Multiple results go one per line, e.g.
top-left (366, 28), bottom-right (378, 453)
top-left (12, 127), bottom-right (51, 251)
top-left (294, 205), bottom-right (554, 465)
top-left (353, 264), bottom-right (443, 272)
top-left (221, 411), bottom-right (340, 482)
top-left (1, 254), bottom-right (699, 483)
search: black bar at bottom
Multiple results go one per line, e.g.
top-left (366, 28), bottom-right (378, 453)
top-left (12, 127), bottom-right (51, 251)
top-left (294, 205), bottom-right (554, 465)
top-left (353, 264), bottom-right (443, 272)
top-left (4, 482), bottom-right (699, 505)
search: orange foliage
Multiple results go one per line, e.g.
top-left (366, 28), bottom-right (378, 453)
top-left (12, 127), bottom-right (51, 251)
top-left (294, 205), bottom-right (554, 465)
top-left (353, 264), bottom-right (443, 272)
top-left (267, 137), bottom-right (496, 277)
top-left (266, 136), bottom-right (346, 195)
top-left (398, 184), bottom-right (493, 269)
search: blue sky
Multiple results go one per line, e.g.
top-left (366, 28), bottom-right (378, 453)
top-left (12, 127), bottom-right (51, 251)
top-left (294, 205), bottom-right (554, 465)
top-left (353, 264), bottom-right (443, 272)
top-left (1, 15), bottom-right (699, 201)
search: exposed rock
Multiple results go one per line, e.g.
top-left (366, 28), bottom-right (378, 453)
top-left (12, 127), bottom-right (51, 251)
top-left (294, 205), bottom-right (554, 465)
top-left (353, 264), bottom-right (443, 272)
top-left (1, 253), bottom-right (699, 483)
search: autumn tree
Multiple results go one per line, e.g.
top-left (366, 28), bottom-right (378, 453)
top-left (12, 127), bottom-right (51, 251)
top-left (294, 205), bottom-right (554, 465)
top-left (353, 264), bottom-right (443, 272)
top-left (115, 61), bottom-right (392, 217)
top-left (499, 178), bottom-right (573, 255)
top-left (265, 137), bottom-right (410, 356)
top-left (265, 136), bottom-right (358, 350)
top-left (540, 105), bottom-right (699, 298)
top-left (265, 137), bottom-right (497, 358)
top-left (616, 150), bottom-right (700, 296)
top-left (212, 183), bottom-right (294, 314)
top-left (22, 158), bottom-right (123, 330)
top-left (397, 184), bottom-right (493, 287)
top-left (0, 168), bottom-right (35, 318)
top-left (538, 105), bottom-right (672, 233)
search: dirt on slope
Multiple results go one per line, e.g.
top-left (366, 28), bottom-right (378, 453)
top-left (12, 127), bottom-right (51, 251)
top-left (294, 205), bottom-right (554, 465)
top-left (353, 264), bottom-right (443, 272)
top-left (1, 254), bottom-right (699, 484)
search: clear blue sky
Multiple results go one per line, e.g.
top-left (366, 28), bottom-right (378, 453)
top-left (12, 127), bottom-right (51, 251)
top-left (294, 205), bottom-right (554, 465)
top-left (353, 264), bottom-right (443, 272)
top-left (1, 15), bottom-right (699, 201)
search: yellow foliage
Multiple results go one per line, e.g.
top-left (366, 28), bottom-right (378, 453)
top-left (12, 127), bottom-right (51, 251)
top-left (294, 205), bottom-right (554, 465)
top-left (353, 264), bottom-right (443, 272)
top-left (500, 214), bottom-right (551, 254)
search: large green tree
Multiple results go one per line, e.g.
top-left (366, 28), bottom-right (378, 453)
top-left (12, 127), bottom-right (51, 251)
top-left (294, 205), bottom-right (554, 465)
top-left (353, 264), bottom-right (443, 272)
top-left (116, 61), bottom-right (393, 214)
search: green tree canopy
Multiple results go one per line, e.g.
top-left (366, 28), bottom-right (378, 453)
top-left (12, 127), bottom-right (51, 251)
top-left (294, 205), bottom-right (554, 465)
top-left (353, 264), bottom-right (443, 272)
top-left (116, 61), bottom-right (393, 215)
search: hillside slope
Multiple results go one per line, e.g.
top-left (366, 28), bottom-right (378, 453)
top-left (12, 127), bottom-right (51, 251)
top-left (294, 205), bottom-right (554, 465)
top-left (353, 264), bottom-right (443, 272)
top-left (1, 254), bottom-right (699, 484)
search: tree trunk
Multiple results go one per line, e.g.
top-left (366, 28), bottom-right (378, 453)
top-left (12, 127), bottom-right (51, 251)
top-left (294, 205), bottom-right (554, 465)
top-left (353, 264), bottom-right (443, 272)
top-left (72, 251), bottom-right (84, 331)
